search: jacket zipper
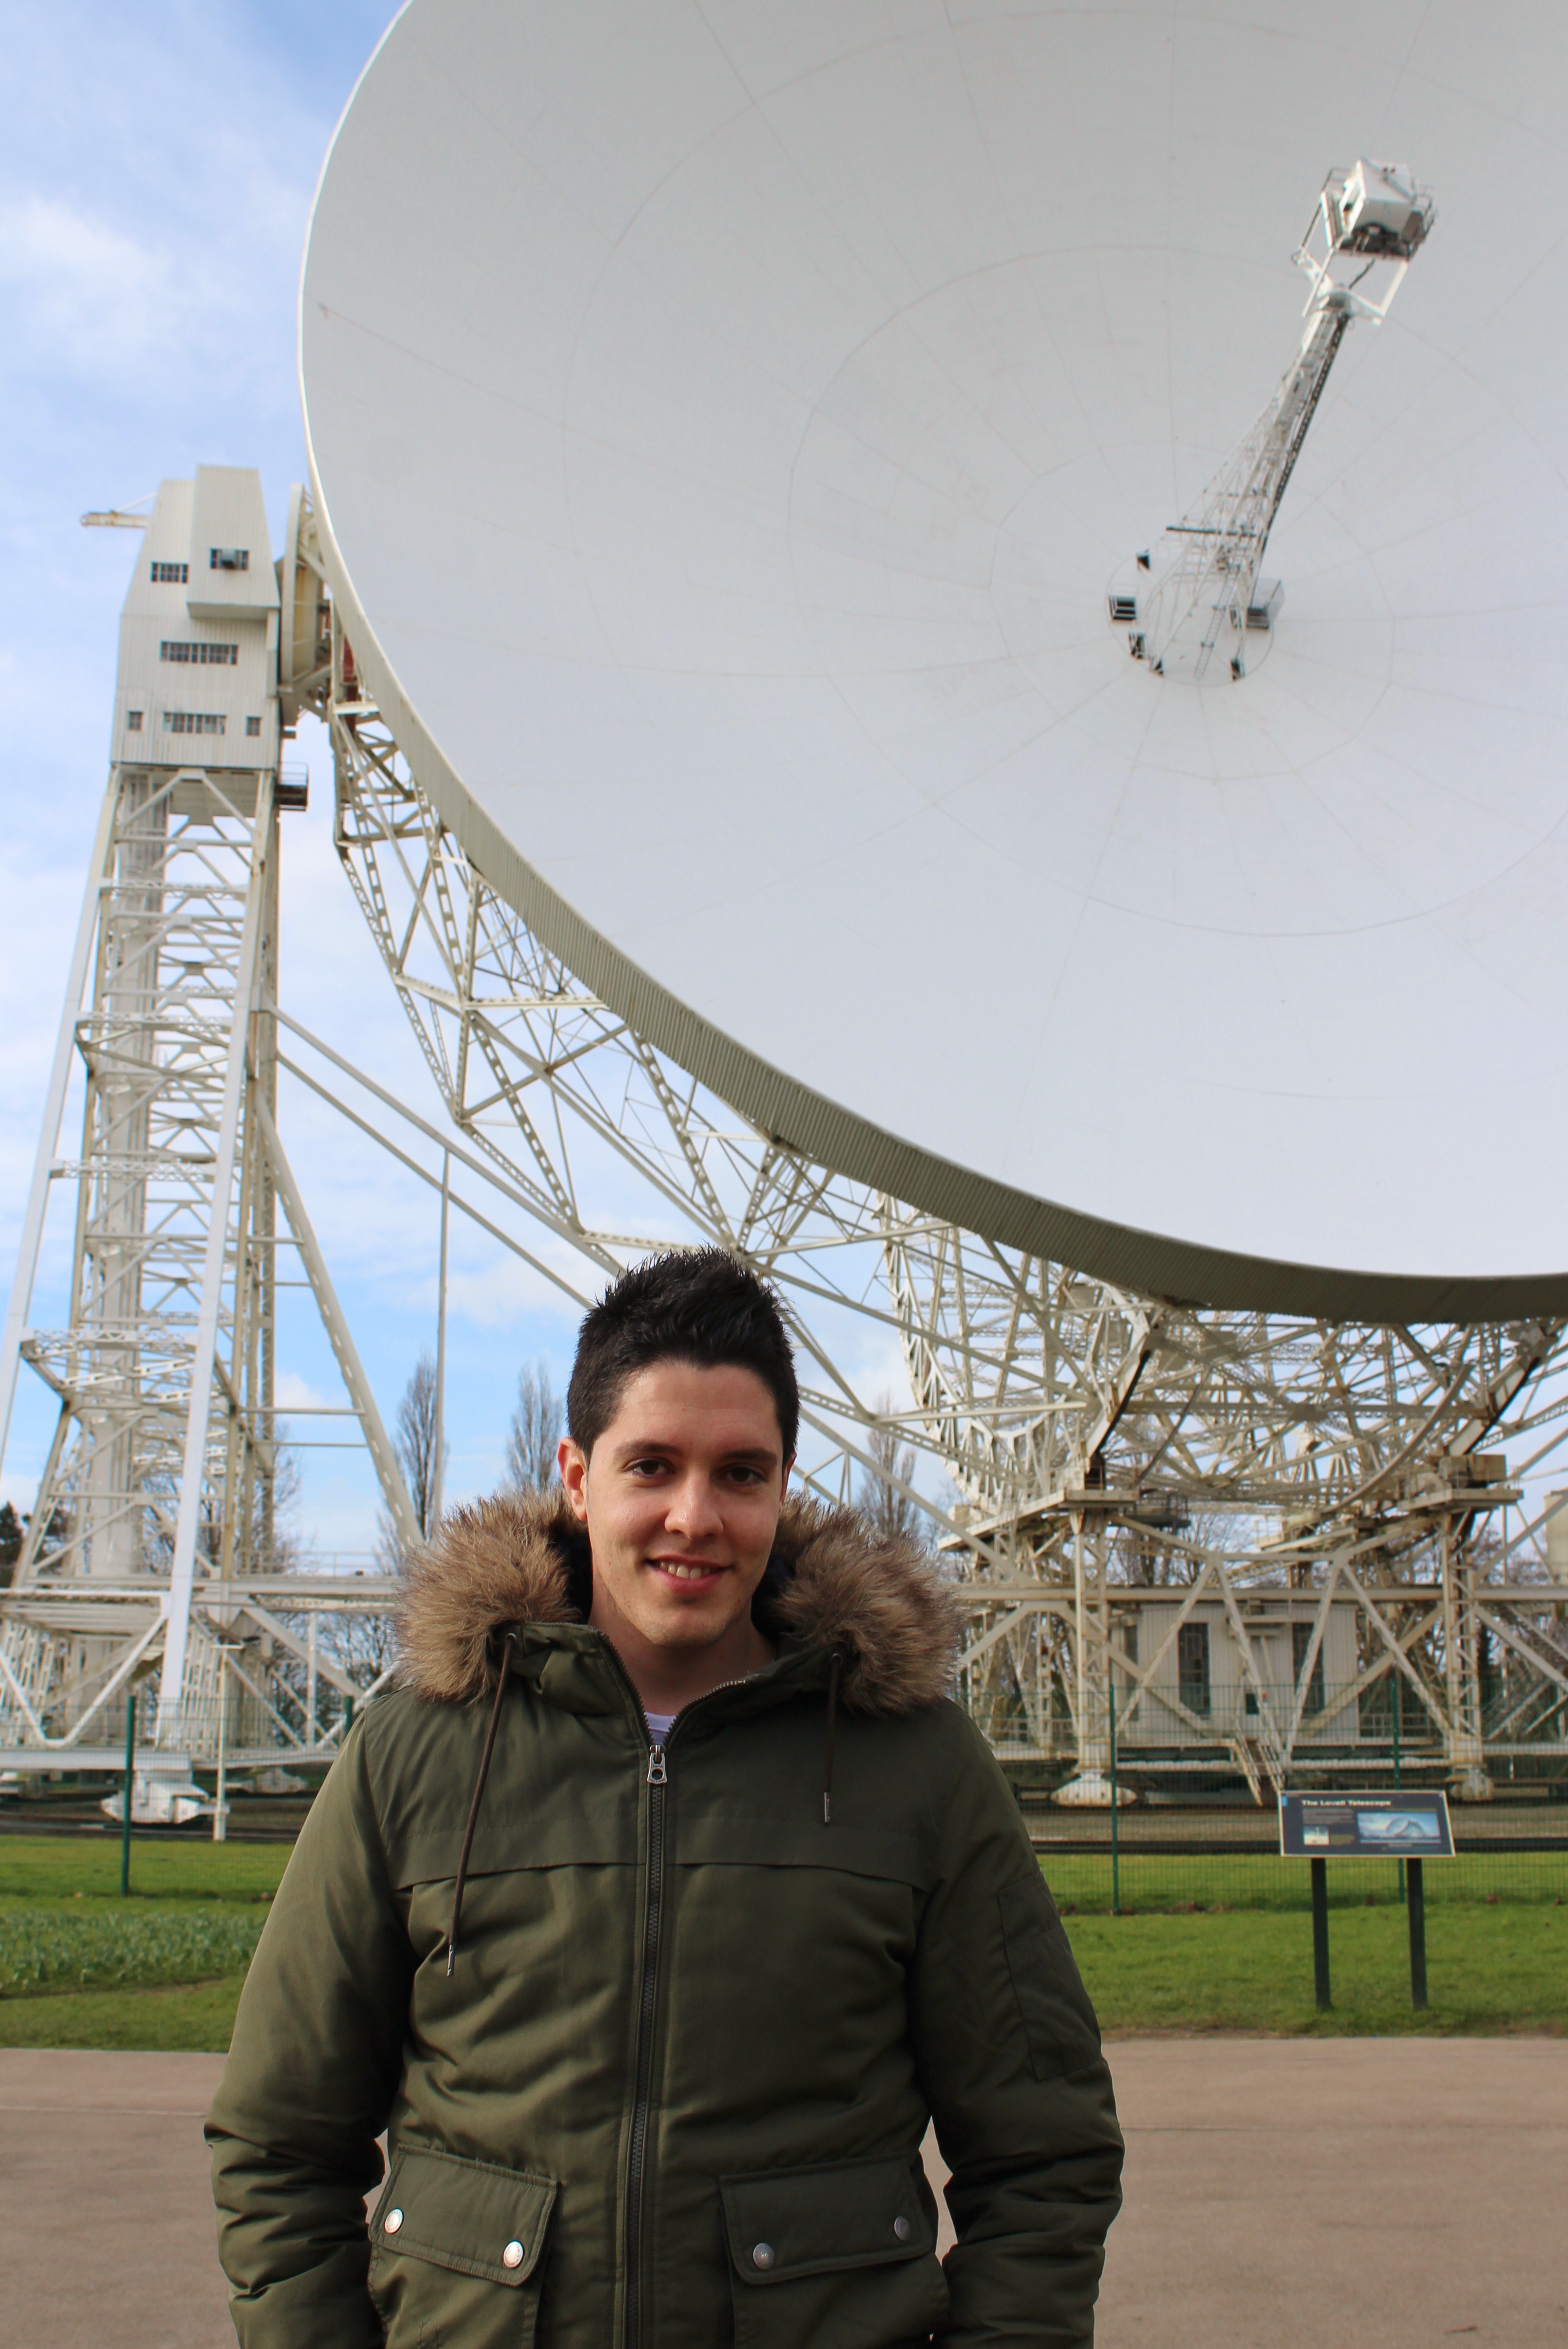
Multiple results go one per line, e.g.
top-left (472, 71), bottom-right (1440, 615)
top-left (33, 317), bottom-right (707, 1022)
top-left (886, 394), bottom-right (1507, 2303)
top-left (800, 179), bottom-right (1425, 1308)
top-left (624, 1731), bottom-right (666, 2349)
top-left (618, 1669), bottom-right (764, 2349)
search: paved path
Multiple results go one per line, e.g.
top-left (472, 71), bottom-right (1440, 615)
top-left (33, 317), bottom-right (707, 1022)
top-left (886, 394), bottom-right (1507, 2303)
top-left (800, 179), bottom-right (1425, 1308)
top-left (2, 2039), bottom-right (1564, 2345)
top-left (1093, 2037), bottom-right (1568, 2348)
top-left (0, 2049), bottom-right (231, 2349)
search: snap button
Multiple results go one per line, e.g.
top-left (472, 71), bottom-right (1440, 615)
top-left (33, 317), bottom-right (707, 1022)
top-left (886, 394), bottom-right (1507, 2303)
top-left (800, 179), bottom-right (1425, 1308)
top-left (751, 2242), bottom-right (775, 2271)
top-left (384, 2208), bottom-right (403, 2235)
top-left (893, 2215), bottom-right (912, 2242)
top-left (502, 2240), bottom-right (525, 2269)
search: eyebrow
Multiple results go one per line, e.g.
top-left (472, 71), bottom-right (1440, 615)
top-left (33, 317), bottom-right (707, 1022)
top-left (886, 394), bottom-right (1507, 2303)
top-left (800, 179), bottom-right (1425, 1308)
top-left (612, 1437), bottom-right (778, 1467)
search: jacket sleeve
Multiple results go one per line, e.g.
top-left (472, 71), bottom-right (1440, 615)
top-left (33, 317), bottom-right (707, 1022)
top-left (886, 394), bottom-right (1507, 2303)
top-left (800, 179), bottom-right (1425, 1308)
top-left (206, 1708), bottom-right (416, 2348)
top-left (909, 1711), bottom-right (1123, 2345)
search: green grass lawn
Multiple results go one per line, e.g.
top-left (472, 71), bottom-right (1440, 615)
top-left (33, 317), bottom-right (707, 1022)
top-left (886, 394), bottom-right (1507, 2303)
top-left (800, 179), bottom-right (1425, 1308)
top-left (0, 1835), bottom-right (287, 2049)
top-left (0, 1972), bottom-right (249, 2049)
top-left (0, 1833), bottom-right (289, 1910)
top-left (1069, 1901), bottom-right (1568, 2038)
top-left (1036, 1847), bottom-right (1567, 1913)
top-left (0, 1834), bottom-right (1562, 2051)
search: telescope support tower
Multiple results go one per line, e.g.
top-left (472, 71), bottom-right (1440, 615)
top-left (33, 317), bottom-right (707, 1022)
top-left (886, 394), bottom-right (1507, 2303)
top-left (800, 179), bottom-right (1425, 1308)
top-left (0, 474), bottom-right (417, 1796)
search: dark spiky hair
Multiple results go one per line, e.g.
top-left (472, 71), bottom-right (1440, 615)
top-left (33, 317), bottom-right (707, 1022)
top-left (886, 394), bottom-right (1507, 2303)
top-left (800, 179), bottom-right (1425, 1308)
top-left (566, 1248), bottom-right (798, 1461)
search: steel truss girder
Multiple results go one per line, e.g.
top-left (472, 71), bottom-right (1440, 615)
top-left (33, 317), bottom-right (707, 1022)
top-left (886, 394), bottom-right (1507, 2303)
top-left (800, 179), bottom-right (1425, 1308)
top-left (0, 1575), bottom-right (406, 1766)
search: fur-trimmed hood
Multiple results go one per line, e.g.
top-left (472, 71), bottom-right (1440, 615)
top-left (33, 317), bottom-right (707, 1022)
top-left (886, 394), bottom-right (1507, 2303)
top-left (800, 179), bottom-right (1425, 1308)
top-left (398, 1487), bottom-right (959, 1715)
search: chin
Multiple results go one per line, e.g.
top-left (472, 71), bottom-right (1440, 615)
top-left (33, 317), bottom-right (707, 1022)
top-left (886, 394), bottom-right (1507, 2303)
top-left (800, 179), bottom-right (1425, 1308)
top-left (645, 1608), bottom-right (735, 1649)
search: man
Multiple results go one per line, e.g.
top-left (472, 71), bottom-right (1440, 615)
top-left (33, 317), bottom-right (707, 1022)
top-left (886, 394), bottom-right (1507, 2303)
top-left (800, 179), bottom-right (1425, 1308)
top-left (208, 1248), bottom-right (1122, 2345)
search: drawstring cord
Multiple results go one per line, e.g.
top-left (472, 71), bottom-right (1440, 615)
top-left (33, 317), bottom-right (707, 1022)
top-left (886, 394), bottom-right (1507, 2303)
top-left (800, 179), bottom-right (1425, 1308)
top-left (446, 1629), bottom-right (518, 1975)
top-left (822, 1653), bottom-right (842, 1826)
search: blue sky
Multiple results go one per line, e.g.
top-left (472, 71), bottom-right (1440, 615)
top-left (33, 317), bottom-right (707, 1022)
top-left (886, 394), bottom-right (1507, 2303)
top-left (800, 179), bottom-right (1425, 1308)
top-left (0, 2), bottom-right (596, 1553)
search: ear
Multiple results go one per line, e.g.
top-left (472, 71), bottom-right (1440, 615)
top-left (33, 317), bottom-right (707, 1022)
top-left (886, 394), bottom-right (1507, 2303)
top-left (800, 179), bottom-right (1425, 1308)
top-left (558, 1435), bottom-right (590, 1523)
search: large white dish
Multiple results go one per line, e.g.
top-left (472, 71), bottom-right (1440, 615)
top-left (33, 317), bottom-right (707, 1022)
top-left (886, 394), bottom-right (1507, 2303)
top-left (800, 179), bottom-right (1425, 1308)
top-left (301, 0), bottom-right (1568, 1318)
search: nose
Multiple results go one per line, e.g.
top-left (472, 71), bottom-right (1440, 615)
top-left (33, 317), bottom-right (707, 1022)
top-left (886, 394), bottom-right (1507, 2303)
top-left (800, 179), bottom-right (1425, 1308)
top-left (664, 1473), bottom-right (725, 1541)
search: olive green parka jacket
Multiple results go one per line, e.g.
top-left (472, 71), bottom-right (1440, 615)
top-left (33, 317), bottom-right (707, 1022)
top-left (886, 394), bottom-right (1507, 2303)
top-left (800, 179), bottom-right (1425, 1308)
top-left (207, 1492), bottom-right (1122, 2347)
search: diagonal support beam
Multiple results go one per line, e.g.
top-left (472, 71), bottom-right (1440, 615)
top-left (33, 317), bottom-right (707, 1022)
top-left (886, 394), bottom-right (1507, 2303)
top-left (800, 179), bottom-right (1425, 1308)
top-left (1475, 1602), bottom-right (1568, 1700)
top-left (58, 1617), bottom-right (165, 1749)
top-left (253, 1091), bottom-right (419, 1557)
top-left (0, 778), bottom-right (119, 1465)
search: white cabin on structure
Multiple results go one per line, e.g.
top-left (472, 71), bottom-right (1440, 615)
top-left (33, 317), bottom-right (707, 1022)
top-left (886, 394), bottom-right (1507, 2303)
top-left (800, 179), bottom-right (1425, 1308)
top-left (113, 466), bottom-right (281, 804)
top-left (1109, 1593), bottom-right (1364, 1749)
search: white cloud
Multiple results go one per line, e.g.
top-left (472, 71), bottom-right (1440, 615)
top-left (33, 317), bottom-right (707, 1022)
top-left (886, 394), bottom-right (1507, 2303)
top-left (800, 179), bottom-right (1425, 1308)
top-left (445, 1252), bottom-right (590, 1334)
top-left (0, 195), bottom-right (182, 376)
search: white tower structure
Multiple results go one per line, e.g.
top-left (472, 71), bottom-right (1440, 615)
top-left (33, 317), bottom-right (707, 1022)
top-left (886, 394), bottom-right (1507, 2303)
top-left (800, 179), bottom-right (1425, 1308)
top-left (0, 471), bottom-right (415, 1803)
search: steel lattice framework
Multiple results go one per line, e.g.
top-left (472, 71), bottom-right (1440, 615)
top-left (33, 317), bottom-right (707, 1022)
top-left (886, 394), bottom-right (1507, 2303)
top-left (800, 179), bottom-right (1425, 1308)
top-left (0, 479), bottom-right (420, 1803)
top-left (308, 475), bottom-right (1568, 1805)
top-left (3, 473), bottom-right (1567, 1808)
top-left (0, 767), bottom-right (289, 1751)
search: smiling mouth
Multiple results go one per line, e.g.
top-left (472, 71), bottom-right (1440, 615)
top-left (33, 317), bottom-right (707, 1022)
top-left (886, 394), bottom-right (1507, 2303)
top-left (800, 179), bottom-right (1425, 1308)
top-left (649, 1559), bottom-right (726, 1583)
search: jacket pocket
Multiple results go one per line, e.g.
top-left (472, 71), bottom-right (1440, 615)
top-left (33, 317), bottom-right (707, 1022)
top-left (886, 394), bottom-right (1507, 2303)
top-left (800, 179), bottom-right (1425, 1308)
top-left (368, 2144), bottom-right (559, 2349)
top-left (997, 1872), bottom-right (1103, 2081)
top-left (721, 2152), bottom-right (947, 2349)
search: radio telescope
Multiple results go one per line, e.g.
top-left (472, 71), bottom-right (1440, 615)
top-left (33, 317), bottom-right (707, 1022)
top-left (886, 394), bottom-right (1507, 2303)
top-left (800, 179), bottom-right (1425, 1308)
top-left (303, 0), bottom-right (1568, 1321)
top-left (286, 0), bottom-right (1568, 1801)
top-left (6, 0), bottom-right (1568, 1807)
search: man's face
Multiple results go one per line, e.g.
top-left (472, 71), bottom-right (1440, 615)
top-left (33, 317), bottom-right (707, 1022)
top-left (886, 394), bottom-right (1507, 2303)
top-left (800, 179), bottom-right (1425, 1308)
top-left (559, 1359), bottom-right (790, 1661)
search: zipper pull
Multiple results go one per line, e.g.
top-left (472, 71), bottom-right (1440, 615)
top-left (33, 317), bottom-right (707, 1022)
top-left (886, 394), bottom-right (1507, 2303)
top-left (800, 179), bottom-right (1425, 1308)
top-left (646, 1743), bottom-right (668, 1786)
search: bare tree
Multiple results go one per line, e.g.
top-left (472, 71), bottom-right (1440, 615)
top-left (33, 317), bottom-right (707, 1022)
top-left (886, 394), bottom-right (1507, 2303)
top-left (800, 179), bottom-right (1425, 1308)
top-left (377, 1352), bottom-right (448, 1568)
top-left (506, 1361), bottom-right (564, 1493)
top-left (321, 1605), bottom-right (400, 1695)
top-left (856, 1401), bottom-right (922, 1545)
top-left (198, 1439), bottom-right (304, 1573)
top-left (401, 1350), bottom-right (448, 1537)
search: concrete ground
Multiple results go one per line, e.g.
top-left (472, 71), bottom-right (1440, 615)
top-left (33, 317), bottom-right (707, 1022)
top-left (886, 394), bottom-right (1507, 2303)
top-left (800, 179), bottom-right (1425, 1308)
top-left (2, 2039), bottom-right (1564, 2346)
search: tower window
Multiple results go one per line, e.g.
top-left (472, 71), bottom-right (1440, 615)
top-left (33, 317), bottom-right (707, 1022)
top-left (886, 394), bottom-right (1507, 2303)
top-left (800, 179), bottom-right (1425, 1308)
top-left (1177, 1621), bottom-right (1210, 1714)
top-left (150, 561), bottom-right (188, 583)
top-left (125, 711), bottom-right (143, 732)
top-left (163, 711), bottom-right (226, 736)
top-left (244, 715), bottom-right (261, 736)
top-left (160, 641), bottom-right (238, 665)
top-left (208, 547), bottom-right (250, 571)
top-left (1293, 1622), bottom-right (1325, 1715)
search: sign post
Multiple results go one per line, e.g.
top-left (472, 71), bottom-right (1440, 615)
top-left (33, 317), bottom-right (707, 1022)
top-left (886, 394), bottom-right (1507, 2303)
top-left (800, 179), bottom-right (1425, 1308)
top-left (1392, 1681), bottom-right (1404, 1904)
top-left (1309, 1857), bottom-right (1331, 2008)
top-left (120, 1688), bottom-right (136, 1898)
top-left (1109, 1674), bottom-right (1120, 1917)
top-left (1407, 1857), bottom-right (1428, 2011)
top-left (1280, 1791), bottom-right (1453, 2011)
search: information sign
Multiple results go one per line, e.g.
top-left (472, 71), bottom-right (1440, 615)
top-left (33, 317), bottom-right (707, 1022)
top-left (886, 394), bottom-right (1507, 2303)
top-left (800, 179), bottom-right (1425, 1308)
top-left (1278, 1790), bottom-right (1453, 1859)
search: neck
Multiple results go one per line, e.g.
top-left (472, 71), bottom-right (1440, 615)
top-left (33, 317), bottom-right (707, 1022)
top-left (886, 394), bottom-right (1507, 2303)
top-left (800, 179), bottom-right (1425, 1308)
top-left (588, 1586), bottom-right (776, 1717)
